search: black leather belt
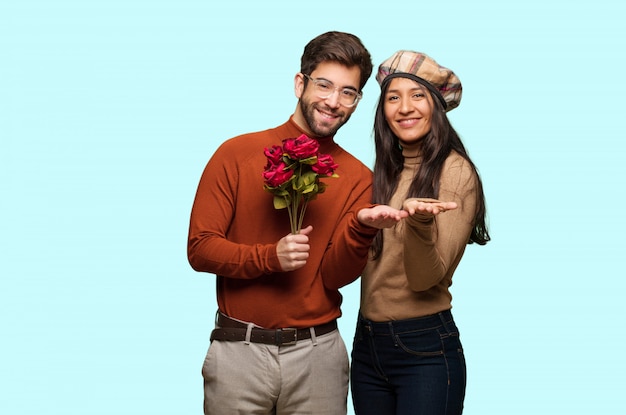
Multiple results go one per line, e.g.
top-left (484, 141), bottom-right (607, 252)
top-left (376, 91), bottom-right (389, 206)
top-left (210, 313), bottom-right (337, 346)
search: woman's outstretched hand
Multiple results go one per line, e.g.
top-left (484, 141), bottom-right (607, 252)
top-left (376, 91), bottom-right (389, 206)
top-left (403, 198), bottom-right (458, 216)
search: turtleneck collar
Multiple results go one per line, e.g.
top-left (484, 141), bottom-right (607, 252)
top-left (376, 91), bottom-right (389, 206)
top-left (400, 141), bottom-right (422, 166)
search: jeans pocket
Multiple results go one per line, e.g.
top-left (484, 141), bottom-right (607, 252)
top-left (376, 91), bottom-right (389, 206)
top-left (394, 329), bottom-right (444, 357)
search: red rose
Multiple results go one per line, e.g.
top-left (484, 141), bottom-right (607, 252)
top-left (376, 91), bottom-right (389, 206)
top-left (264, 145), bottom-right (284, 166)
top-left (311, 153), bottom-right (338, 176)
top-left (263, 161), bottom-right (294, 187)
top-left (262, 134), bottom-right (339, 234)
top-left (283, 134), bottom-right (319, 159)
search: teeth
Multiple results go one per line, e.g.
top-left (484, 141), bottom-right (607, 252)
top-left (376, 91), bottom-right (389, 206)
top-left (319, 110), bottom-right (337, 119)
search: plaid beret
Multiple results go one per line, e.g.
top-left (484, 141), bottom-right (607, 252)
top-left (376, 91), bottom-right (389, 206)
top-left (376, 50), bottom-right (462, 112)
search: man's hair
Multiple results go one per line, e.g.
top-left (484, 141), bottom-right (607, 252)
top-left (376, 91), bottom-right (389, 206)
top-left (300, 31), bottom-right (373, 91)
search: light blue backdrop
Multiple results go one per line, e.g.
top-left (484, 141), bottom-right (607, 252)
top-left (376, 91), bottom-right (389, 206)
top-left (2, 0), bottom-right (624, 414)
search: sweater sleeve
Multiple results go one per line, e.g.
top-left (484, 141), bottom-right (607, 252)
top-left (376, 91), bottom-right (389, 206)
top-left (187, 142), bottom-right (283, 279)
top-left (402, 156), bottom-right (477, 291)
top-left (320, 161), bottom-right (378, 290)
top-left (319, 176), bottom-right (379, 290)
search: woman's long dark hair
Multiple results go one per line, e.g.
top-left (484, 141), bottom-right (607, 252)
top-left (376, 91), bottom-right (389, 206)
top-left (371, 81), bottom-right (490, 259)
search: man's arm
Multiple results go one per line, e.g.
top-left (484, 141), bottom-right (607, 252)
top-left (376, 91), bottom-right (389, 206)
top-left (187, 143), bottom-right (283, 279)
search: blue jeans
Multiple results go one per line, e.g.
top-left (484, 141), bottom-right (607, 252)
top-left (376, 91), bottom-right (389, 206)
top-left (350, 310), bottom-right (466, 415)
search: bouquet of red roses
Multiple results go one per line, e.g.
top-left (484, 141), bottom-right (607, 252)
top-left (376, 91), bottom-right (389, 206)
top-left (262, 134), bottom-right (339, 234)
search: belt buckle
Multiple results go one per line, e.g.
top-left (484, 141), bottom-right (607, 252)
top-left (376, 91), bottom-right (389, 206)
top-left (276, 328), bottom-right (297, 346)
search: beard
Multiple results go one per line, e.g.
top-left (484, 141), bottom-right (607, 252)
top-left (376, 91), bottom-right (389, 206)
top-left (298, 96), bottom-right (352, 138)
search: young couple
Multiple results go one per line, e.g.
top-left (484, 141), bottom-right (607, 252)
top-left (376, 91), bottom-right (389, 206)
top-left (188, 31), bottom-right (490, 415)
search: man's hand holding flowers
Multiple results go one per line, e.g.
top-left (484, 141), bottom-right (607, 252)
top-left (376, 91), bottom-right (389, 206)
top-left (276, 225), bottom-right (313, 272)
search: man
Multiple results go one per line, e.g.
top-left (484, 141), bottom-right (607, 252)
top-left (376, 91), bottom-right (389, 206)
top-left (188, 31), bottom-right (405, 414)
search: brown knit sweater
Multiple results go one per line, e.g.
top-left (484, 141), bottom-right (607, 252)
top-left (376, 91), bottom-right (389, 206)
top-left (360, 143), bottom-right (478, 321)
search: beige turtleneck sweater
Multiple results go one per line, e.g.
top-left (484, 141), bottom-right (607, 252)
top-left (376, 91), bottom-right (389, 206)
top-left (360, 143), bottom-right (478, 321)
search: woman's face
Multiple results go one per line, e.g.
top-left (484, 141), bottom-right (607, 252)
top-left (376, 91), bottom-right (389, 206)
top-left (383, 77), bottom-right (434, 145)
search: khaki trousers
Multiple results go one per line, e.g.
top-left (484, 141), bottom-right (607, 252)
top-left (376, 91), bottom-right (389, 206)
top-left (202, 329), bottom-right (348, 415)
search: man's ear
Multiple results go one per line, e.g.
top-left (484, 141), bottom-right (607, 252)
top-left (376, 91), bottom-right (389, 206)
top-left (294, 73), bottom-right (305, 99)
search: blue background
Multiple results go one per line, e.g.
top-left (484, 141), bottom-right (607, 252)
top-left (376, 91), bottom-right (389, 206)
top-left (2, 0), bottom-right (625, 413)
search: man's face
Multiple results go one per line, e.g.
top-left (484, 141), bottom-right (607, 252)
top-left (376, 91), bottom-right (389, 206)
top-left (293, 61), bottom-right (361, 138)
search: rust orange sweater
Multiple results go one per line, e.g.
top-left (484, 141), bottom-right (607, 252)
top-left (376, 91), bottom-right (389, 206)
top-left (188, 117), bottom-right (378, 329)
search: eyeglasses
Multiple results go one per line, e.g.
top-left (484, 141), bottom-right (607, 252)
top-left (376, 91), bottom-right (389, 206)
top-left (304, 74), bottom-right (362, 108)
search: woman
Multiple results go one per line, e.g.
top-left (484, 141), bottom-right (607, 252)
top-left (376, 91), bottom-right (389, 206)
top-left (350, 50), bottom-right (490, 414)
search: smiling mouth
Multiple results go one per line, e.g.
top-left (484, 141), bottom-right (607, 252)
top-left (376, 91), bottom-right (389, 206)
top-left (397, 118), bottom-right (420, 127)
top-left (316, 106), bottom-right (341, 121)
